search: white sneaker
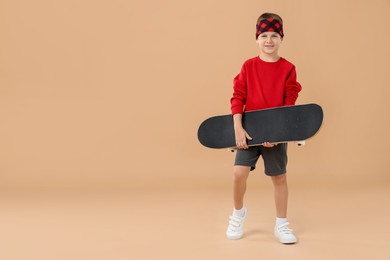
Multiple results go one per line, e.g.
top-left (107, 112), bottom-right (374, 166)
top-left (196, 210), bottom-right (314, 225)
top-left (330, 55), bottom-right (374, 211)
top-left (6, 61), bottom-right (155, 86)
top-left (274, 222), bottom-right (297, 244)
top-left (226, 207), bottom-right (247, 240)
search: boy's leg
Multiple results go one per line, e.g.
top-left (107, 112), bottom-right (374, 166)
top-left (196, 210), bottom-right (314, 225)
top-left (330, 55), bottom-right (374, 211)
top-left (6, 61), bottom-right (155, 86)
top-left (261, 144), bottom-right (297, 243)
top-left (260, 143), bottom-right (288, 217)
top-left (233, 147), bottom-right (260, 209)
top-left (233, 165), bottom-right (251, 210)
top-left (226, 165), bottom-right (250, 240)
top-left (271, 174), bottom-right (288, 218)
top-left (271, 173), bottom-right (297, 244)
top-left (227, 147), bottom-right (259, 240)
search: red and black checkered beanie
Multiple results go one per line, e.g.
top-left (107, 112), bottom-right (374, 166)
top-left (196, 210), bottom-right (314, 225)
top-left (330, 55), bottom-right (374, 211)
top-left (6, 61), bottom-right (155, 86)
top-left (256, 18), bottom-right (284, 39)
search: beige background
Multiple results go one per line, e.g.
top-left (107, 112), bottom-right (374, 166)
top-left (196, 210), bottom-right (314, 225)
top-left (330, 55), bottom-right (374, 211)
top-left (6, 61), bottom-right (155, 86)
top-left (1, 0), bottom-right (390, 259)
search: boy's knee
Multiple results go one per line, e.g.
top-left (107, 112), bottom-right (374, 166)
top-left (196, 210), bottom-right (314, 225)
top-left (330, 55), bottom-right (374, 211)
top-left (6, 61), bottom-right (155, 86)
top-left (233, 166), bottom-right (250, 181)
top-left (271, 173), bottom-right (286, 184)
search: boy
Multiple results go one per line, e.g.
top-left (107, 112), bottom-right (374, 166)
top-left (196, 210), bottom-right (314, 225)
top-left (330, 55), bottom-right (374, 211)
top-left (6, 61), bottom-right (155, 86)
top-left (226, 13), bottom-right (302, 244)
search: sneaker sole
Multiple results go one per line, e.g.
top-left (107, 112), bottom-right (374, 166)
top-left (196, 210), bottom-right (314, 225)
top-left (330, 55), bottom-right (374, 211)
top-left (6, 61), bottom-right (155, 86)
top-left (226, 233), bottom-right (243, 240)
top-left (274, 233), bottom-right (297, 244)
top-left (279, 238), bottom-right (297, 244)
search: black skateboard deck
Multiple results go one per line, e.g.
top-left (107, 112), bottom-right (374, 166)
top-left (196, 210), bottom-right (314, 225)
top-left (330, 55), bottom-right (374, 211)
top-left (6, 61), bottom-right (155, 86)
top-left (198, 104), bottom-right (323, 149)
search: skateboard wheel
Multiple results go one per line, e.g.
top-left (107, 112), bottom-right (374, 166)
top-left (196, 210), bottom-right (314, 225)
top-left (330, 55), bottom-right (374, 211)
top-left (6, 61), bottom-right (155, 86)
top-left (296, 141), bottom-right (306, 146)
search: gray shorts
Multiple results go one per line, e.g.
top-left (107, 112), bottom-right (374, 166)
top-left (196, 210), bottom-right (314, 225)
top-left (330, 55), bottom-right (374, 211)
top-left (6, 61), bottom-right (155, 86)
top-left (234, 143), bottom-right (288, 176)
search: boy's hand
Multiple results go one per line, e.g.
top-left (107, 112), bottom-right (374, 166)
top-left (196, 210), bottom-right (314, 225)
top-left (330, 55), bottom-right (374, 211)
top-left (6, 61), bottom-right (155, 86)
top-left (262, 142), bottom-right (276, 147)
top-left (235, 127), bottom-right (252, 149)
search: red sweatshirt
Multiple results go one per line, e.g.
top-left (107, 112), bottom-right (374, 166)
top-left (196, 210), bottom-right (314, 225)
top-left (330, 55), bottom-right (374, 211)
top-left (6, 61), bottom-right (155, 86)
top-left (230, 56), bottom-right (302, 115)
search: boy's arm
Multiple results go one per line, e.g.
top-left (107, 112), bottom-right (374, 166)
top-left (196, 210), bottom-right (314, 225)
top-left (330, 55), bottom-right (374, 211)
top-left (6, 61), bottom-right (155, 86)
top-left (284, 66), bottom-right (302, 106)
top-left (231, 64), bottom-right (252, 149)
top-left (233, 114), bottom-right (252, 149)
top-left (231, 64), bottom-right (247, 115)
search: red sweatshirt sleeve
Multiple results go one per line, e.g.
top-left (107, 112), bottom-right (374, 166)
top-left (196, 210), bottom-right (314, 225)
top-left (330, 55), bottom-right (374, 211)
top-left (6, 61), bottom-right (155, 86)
top-left (284, 66), bottom-right (302, 106)
top-left (230, 64), bottom-right (247, 115)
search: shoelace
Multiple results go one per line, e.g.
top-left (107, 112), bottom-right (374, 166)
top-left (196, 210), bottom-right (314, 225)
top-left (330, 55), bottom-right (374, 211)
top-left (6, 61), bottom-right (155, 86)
top-left (276, 222), bottom-right (293, 234)
top-left (228, 216), bottom-right (243, 231)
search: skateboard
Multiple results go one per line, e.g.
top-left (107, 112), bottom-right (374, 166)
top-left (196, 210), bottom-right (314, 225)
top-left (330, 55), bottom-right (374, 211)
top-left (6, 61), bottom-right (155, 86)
top-left (197, 104), bottom-right (323, 149)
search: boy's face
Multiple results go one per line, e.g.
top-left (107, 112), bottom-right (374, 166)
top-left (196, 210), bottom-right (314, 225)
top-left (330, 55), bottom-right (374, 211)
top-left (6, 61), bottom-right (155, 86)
top-left (256, 32), bottom-right (283, 55)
